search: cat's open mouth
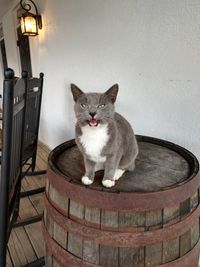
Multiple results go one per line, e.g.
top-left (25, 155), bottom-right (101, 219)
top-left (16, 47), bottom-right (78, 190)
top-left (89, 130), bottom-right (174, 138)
top-left (88, 119), bottom-right (99, 127)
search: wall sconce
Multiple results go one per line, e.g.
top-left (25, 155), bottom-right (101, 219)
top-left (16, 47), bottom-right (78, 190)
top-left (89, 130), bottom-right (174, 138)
top-left (19, 0), bottom-right (42, 36)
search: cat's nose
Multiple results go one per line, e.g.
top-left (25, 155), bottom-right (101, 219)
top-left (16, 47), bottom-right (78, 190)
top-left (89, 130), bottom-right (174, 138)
top-left (89, 112), bottom-right (96, 118)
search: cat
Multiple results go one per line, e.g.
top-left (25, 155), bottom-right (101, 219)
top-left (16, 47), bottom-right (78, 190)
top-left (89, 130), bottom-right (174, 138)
top-left (71, 83), bottom-right (138, 188)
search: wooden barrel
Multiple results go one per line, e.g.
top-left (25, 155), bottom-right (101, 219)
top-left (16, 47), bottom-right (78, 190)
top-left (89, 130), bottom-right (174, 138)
top-left (43, 135), bottom-right (200, 267)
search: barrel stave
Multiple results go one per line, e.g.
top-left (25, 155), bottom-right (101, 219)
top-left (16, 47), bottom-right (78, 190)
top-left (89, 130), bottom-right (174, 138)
top-left (191, 219), bottom-right (200, 248)
top-left (163, 204), bottom-right (180, 226)
top-left (162, 238), bottom-right (179, 263)
top-left (145, 209), bottom-right (163, 266)
top-left (68, 232), bottom-right (83, 258)
top-left (53, 222), bottom-right (67, 249)
top-left (83, 240), bottom-right (99, 264)
top-left (85, 206), bottom-right (101, 227)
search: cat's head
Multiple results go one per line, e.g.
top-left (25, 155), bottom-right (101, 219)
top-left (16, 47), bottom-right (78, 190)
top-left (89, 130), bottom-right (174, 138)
top-left (71, 84), bottom-right (118, 127)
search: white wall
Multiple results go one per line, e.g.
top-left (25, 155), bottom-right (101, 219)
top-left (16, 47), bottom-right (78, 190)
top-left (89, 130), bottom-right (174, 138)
top-left (2, 8), bottom-right (20, 76)
top-left (1, 0), bottom-right (200, 160)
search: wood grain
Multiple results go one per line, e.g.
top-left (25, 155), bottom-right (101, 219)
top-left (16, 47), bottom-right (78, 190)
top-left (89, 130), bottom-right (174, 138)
top-left (83, 240), bottom-right (99, 264)
top-left (49, 184), bottom-right (68, 212)
top-left (6, 143), bottom-right (50, 266)
top-left (100, 245), bottom-right (119, 267)
top-left (44, 137), bottom-right (200, 267)
top-left (180, 230), bottom-right (191, 257)
top-left (56, 141), bottom-right (190, 193)
top-left (162, 238), bottom-right (179, 264)
top-left (119, 211), bottom-right (144, 267)
top-left (68, 233), bottom-right (83, 258)
top-left (53, 221), bottom-right (67, 249)
top-left (191, 219), bottom-right (200, 249)
top-left (145, 209), bottom-right (162, 266)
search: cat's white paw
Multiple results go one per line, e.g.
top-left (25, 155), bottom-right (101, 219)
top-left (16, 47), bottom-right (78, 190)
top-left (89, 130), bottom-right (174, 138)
top-left (102, 179), bottom-right (115, 188)
top-left (81, 176), bottom-right (93, 185)
top-left (113, 169), bottom-right (125, 181)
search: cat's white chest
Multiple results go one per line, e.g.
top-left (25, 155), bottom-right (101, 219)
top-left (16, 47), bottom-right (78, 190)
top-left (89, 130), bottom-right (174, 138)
top-left (79, 124), bottom-right (109, 162)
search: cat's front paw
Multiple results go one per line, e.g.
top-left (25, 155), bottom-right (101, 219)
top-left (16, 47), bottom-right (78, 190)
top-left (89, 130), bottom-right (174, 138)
top-left (102, 179), bottom-right (115, 188)
top-left (82, 176), bottom-right (93, 185)
top-left (113, 169), bottom-right (125, 181)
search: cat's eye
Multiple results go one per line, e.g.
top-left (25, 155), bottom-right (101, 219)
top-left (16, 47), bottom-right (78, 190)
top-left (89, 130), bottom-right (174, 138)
top-left (81, 103), bottom-right (88, 109)
top-left (98, 104), bottom-right (106, 109)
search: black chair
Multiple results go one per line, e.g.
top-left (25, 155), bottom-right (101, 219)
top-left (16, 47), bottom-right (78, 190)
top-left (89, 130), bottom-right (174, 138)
top-left (23, 74), bottom-right (44, 173)
top-left (0, 68), bottom-right (27, 266)
top-left (20, 73), bottom-right (47, 200)
top-left (14, 73), bottom-right (46, 264)
top-left (0, 68), bottom-right (45, 267)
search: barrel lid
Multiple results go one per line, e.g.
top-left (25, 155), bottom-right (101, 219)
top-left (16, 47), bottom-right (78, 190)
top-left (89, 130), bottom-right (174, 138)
top-left (48, 135), bottom-right (200, 211)
top-left (49, 135), bottom-right (198, 193)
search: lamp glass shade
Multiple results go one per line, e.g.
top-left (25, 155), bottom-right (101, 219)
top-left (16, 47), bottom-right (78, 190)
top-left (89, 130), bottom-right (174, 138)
top-left (20, 15), bottom-right (38, 36)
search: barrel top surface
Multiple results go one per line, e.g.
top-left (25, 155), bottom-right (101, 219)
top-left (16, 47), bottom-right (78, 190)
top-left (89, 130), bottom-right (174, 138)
top-left (50, 136), bottom-right (198, 193)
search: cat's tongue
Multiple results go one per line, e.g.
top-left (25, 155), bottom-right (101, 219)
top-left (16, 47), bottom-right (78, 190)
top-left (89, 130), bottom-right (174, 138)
top-left (88, 119), bottom-right (98, 127)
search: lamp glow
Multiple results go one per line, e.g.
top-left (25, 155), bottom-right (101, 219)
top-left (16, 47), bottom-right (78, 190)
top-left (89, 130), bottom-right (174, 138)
top-left (19, 0), bottom-right (42, 36)
top-left (20, 14), bottom-right (38, 36)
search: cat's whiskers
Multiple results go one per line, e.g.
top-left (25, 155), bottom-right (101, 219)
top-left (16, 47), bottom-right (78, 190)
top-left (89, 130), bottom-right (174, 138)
top-left (102, 116), bottom-right (114, 123)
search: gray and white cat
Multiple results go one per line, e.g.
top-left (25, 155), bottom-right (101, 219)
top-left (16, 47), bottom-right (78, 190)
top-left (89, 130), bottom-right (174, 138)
top-left (71, 84), bottom-right (138, 188)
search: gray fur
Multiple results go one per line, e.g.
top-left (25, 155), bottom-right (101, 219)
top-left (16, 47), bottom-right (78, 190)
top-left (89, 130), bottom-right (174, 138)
top-left (71, 83), bottom-right (138, 187)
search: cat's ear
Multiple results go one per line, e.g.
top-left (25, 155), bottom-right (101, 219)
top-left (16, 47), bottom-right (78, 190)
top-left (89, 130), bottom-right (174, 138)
top-left (71, 84), bottom-right (84, 102)
top-left (105, 84), bottom-right (119, 103)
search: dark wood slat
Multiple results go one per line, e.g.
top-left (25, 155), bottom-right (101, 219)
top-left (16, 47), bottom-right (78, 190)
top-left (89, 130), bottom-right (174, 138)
top-left (68, 199), bottom-right (84, 259)
top-left (101, 209), bottom-right (118, 228)
top-left (191, 219), bottom-right (199, 248)
top-left (190, 192), bottom-right (198, 211)
top-left (100, 209), bottom-right (119, 266)
top-left (162, 204), bottom-right (180, 263)
top-left (67, 233), bottom-right (83, 258)
top-left (119, 247), bottom-right (144, 267)
top-left (163, 204), bottom-right (180, 225)
top-left (118, 211), bottom-right (145, 228)
top-left (180, 198), bottom-right (191, 218)
top-left (53, 222), bottom-right (67, 249)
top-left (69, 199), bottom-right (84, 220)
top-left (145, 209), bottom-right (162, 266)
top-left (162, 238), bottom-right (179, 264)
top-left (180, 229), bottom-right (191, 257)
top-left (100, 245), bottom-right (119, 267)
top-left (85, 206), bottom-right (101, 226)
top-left (119, 211), bottom-right (145, 267)
top-left (49, 184), bottom-right (68, 213)
top-left (83, 240), bottom-right (99, 264)
top-left (83, 206), bottom-right (100, 264)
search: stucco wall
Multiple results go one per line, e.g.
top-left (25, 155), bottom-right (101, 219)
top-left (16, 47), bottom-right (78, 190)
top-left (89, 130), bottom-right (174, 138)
top-left (1, 0), bottom-right (200, 160)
